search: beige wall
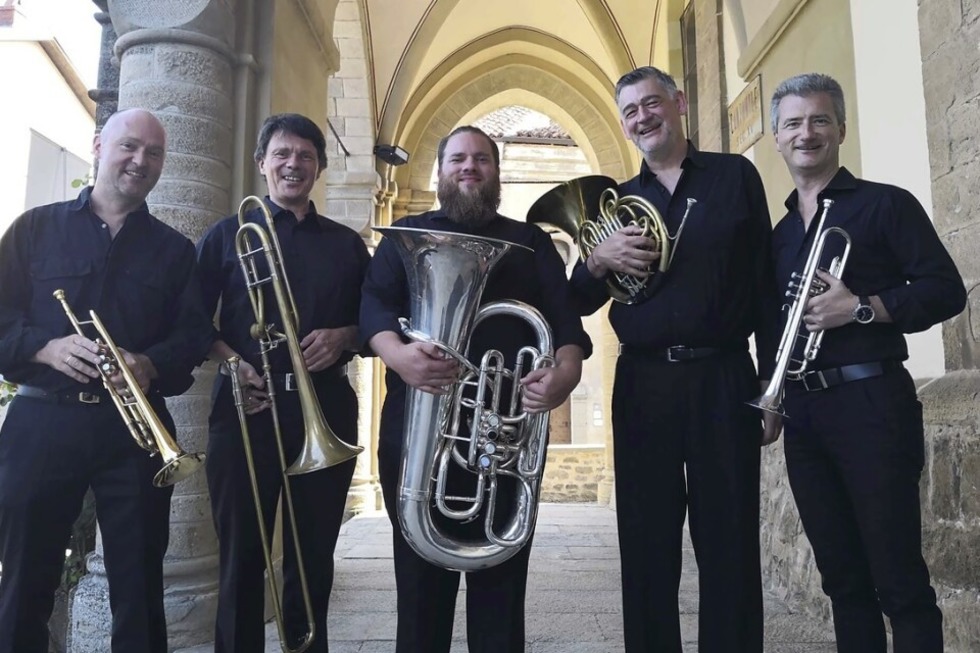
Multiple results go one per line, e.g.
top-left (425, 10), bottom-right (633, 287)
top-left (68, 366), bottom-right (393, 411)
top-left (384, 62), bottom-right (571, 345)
top-left (742, 0), bottom-right (860, 223)
top-left (0, 42), bottom-right (94, 235)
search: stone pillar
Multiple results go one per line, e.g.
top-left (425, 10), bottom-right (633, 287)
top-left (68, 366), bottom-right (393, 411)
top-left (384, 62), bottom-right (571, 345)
top-left (916, 1), bottom-right (980, 649)
top-left (595, 305), bottom-right (617, 505)
top-left (392, 189), bottom-right (437, 221)
top-left (68, 2), bottom-right (237, 651)
top-left (89, 1), bottom-right (118, 131)
top-left (324, 0), bottom-right (384, 512)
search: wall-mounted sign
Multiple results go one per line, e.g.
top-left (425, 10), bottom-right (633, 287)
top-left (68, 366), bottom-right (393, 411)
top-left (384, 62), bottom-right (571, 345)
top-left (728, 75), bottom-right (764, 154)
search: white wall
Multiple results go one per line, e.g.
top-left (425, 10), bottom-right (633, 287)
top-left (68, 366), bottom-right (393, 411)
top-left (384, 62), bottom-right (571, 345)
top-left (850, 0), bottom-right (946, 380)
top-left (0, 41), bottom-right (94, 236)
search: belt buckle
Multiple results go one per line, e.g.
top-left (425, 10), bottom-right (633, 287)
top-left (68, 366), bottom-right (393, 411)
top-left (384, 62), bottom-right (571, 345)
top-left (666, 346), bottom-right (683, 363)
top-left (802, 370), bottom-right (828, 392)
top-left (284, 373), bottom-right (297, 392)
top-left (78, 392), bottom-right (101, 404)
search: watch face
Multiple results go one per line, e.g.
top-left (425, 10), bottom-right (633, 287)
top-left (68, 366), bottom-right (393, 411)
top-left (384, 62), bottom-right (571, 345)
top-left (855, 305), bottom-right (874, 324)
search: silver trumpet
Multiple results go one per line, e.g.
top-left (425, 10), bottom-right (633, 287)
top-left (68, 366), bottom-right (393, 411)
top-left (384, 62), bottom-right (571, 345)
top-left (750, 199), bottom-right (851, 416)
top-left (375, 227), bottom-right (554, 572)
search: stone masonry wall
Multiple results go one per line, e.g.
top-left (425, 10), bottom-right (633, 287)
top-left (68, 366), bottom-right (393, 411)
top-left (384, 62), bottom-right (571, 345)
top-left (918, 0), bottom-right (980, 649)
top-left (541, 445), bottom-right (605, 503)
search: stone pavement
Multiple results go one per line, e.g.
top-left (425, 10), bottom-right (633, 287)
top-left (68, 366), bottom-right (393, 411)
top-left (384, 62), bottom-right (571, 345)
top-left (178, 503), bottom-right (837, 652)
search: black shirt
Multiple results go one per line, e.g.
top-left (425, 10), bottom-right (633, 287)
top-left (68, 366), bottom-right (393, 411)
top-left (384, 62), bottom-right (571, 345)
top-left (360, 210), bottom-right (593, 446)
top-left (0, 187), bottom-right (211, 396)
top-left (196, 197), bottom-right (370, 374)
top-left (570, 143), bottom-right (779, 378)
top-left (772, 167), bottom-right (966, 368)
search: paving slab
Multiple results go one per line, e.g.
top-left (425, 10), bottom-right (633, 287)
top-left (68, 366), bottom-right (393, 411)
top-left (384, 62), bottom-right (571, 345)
top-left (176, 503), bottom-right (836, 652)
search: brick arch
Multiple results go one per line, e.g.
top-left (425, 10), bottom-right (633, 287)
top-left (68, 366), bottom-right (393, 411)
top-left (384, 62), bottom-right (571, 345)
top-left (397, 64), bottom-right (629, 193)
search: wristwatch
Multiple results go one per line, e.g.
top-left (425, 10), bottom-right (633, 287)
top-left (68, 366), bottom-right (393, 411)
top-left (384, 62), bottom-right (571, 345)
top-left (852, 295), bottom-right (875, 324)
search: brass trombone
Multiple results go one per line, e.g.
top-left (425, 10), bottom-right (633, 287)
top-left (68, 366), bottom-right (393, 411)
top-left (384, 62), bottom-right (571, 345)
top-left (749, 199), bottom-right (851, 416)
top-left (53, 289), bottom-right (205, 487)
top-left (229, 195), bottom-right (363, 652)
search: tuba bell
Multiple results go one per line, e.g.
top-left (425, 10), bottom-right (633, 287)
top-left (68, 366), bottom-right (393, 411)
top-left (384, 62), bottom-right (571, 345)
top-left (527, 175), bottom-right (696, 304)
top-left (375, 226), bottom-right (554, 572)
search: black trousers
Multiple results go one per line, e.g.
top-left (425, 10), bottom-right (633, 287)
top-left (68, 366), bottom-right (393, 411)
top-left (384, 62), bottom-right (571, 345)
top-left (378, 445), bottom-right (533, 653)
top-left (783, 368), bottom-right (942, 653)
top-left (207, 374), bottom-right (357, 653)
top-left (0, 394), bottom-right (173, 653)
top-left (612, 349), bottom-right (763, 653)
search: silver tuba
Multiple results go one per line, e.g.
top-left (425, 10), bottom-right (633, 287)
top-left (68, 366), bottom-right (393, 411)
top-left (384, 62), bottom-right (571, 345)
top-left (375, 227), bottom-right (554, 572)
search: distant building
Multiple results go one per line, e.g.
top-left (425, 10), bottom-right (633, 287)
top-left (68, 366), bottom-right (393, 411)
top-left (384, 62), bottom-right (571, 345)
top-left (0, 0), bottom-right (95, 236)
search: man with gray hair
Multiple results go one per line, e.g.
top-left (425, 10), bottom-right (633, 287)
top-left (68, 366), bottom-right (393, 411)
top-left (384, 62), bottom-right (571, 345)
top-left (769, 72), bottom-right (964, 653)
top-left (569, 65), bottom-right (780, 653)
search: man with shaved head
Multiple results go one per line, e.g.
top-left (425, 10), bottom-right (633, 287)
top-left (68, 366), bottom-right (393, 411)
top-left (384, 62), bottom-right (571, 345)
top-left (0, 109), bottom-right (212, 653)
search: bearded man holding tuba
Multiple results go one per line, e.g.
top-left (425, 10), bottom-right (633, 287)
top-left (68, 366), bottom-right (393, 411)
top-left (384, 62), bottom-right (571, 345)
top-left (361, 125), bottom-right (590, 653)
top-left (567, 66), bottom-right (782, 653)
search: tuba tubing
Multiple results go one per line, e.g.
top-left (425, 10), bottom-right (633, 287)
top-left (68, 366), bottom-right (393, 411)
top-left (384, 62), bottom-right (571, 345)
top-left (376, 226), bottom-right (553, 572)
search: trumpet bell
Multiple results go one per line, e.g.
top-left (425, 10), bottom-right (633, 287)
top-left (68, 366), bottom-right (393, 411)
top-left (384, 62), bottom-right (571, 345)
top-left (154, 451), bottom-right (207, 488)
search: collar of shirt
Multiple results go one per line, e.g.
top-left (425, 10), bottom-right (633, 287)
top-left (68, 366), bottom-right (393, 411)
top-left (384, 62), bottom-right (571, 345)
top-left (636, 140), bottom-right (707, 186)
top-left (250, 196), bottom-right (328, 232)
top-left (68, 185), bottom-right (152, 228)
top-left (782, 166), bottom-right (859, 213)
top-left (428, 209), bottom-right (505, 230)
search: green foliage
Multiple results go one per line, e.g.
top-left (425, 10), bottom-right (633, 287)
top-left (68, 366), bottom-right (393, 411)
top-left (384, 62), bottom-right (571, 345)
top-left (71, 172), bottom-right (94, 189)
top-left (0, 379), bottom-right (16, 407)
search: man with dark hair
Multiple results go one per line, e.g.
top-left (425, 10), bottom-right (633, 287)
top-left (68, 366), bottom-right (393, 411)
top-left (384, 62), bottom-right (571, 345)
top-left (196, 112), bottom-right (370, 653)
top-left (361, 125), bottom-right (591, 652)
top-left (770, 72), bottom-right (964, 653)
top-left (569, 66), bottom-right (780, 653)
top-left (0, 108), bottom-right (212, 653)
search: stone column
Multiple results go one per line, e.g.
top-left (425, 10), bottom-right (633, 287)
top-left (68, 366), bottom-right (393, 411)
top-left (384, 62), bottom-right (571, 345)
top-left (325, 0), bottom-right (384, 512)
top-left (68, 2), bottom-right (237, 651)
top-left (89, 0), bottom-right (118, 131)
top-left (916, 1), bottom-right (980, 649)
top-left (595, 306), bottom-right (617, 506)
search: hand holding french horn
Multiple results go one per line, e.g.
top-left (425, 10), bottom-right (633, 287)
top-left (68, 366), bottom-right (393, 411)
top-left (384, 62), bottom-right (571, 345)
top-left (584, 223), bottom-right (661, 279)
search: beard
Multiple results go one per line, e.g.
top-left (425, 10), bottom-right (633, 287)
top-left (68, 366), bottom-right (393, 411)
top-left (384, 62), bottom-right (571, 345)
top-left (437, 175), bottom-right (502, 227)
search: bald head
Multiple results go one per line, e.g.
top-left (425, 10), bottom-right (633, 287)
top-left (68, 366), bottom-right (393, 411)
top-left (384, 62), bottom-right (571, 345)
top-left (92, 109), bottom-right (167, 210)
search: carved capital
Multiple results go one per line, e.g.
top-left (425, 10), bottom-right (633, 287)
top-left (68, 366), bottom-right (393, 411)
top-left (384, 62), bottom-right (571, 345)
top-left (107, 0), bottom-right (236, 60)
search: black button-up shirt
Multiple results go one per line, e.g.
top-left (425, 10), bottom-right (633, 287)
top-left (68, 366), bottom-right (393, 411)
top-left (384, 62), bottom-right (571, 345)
top-left (570, 143), bottom-right (779, 378)
top-left (0, 187), bottom-right (212, 396)
top-left (360, 210), bottom-right (593, 447)
top-left (196, 197), bottom-right (370, 374)
top-left (773, 167), bottom-right (966, 368)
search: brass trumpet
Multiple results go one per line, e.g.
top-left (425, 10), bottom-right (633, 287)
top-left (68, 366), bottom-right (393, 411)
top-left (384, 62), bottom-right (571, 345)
top-left (53, 289), bottom-right (205, 487)
top-left (750, 199), bottom-right (851, 416)
top-left (230, 195), bottom-right (364, 652)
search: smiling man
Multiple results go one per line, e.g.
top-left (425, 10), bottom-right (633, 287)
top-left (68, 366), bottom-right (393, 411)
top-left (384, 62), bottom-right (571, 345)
top-left (361, 125), bottom-right (591, 652)
top-left (568, 66), bottom-right (781, 653)
top-left (769, 72), bottom-right (964, 653)
top-left (196, 113), bottom-right (370, 653)
top-left (0, 108), bottom-right (212, 653)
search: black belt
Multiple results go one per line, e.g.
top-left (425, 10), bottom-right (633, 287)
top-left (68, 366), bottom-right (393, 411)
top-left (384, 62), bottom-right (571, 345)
top-left (793, 360), bottom-right (903, 392)
top-left (16, 385), bottom-right (109, 405)
top-left (618, 343), bottom-right (729, 363)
